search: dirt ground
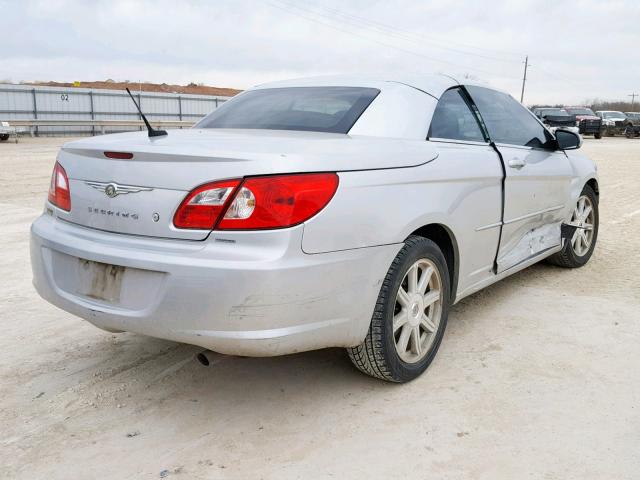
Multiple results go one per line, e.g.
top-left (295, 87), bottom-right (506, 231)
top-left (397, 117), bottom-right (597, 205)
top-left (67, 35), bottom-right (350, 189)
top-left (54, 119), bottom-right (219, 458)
top-left (0, 136), bottom-right (638, 479)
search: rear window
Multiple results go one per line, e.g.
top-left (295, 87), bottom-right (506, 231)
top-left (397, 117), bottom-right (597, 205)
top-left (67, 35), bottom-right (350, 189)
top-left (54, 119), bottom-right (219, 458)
top-left (195, 87), bottom-right (380, 134)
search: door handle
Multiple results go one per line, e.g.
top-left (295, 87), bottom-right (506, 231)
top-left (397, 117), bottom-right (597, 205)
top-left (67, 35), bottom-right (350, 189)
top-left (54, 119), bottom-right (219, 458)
top-left (508, 157), bottom-right (526, 169)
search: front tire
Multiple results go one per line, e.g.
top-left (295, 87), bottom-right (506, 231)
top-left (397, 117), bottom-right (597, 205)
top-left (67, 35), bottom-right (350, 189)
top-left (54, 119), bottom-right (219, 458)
top-left (547, 184), bottom-right (599, 268)
top-left (594, 131), bottom-right (602, 139)
top-left (347, 236), bottom-right (450, 382)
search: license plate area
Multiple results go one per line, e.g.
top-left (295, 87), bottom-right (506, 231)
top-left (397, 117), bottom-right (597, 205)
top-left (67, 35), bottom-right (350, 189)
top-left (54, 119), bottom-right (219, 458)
top-left (77, 259), bottom-right (125, 302)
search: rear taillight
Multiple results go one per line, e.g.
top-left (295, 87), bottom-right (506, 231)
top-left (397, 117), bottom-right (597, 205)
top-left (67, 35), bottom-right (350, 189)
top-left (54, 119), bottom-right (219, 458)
top-left (173, 173), bottom-right (339, 231)
top-left (48, 162), bottom-right (71, 211)
top-left (173, 179), bottom-right (241, 229)
top-left (218, 173), bottom-right (338, 230)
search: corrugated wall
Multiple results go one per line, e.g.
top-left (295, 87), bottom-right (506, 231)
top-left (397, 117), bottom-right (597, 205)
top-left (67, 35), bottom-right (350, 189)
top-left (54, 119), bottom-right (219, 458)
top-left (0, 84), bottom-right (230, 136)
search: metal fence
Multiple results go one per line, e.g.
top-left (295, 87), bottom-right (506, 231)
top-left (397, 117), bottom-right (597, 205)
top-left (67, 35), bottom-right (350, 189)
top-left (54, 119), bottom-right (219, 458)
top-left (0, 84), bottom-right (231, 136)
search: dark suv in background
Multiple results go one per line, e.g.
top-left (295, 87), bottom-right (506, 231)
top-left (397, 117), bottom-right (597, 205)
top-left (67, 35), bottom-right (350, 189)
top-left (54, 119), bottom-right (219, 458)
top-left (532, 107), bottom-right (579, 134)
top-left (596, 111), bottom-right (628, 136)
top-left (564, 107), bottom-right (602, 139)
top-left (623, 112), bottom-right (640, 138)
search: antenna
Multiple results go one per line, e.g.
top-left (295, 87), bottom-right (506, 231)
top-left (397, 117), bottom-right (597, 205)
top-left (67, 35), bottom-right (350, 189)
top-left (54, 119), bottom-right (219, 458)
top-left (125, 87), bottom-right (167, 137)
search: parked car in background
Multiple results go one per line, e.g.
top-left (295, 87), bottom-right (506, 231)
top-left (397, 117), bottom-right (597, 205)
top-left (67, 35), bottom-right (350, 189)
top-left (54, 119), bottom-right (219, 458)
top-left (564, 107), bottom-right (602, 139)
top-left (0, 121), bottom-right (16, 142)
top-left (623, 112), bottom-right (640, 138)
top-left (532, 107), bottom-right (579, 135)
top-left (596, 111), bottom-right (628, 136)
top-left (30, 75), bottom-right (599, 382)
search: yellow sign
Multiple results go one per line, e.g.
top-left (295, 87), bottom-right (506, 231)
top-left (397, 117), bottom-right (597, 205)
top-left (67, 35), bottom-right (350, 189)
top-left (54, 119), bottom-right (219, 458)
top-left (73, 81), bottom-right (81, 87)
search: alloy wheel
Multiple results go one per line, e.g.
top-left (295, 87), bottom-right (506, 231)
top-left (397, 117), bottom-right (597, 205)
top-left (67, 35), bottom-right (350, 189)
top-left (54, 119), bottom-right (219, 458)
top-left (393, 259), bottom-right (443, 363)
top-left (570, 195), bottom-right (595, 257)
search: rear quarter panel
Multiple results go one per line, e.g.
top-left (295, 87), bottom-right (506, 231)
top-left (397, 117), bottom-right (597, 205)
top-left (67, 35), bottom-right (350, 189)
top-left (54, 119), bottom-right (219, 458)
top-left (302, 141), bottom-right (504, 297)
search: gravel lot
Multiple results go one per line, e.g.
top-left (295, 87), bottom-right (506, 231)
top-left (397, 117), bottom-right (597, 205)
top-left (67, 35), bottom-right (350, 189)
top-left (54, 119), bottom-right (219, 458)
top-left (1, 136), bottom-right (638, 479)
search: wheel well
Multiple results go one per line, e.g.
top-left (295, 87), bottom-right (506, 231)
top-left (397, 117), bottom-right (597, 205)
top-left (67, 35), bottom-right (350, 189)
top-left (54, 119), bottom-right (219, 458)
top-left (409, 224), bottom-right (458, 301)
top-left (586, 178), bottom-right (599, 201)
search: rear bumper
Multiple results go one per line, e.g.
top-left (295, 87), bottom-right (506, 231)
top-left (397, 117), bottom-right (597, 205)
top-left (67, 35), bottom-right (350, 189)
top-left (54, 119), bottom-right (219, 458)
top-left (603, 125), bottom-right (626, 135)
top-left (31, 213), bottom-right (400, 356)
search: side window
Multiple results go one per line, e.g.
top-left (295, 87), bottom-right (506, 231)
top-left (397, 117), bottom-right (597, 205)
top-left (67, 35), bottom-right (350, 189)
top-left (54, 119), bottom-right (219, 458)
top-left (466, 86), bottom-right (552, 148)
top-left (428, 88), bottom-right (486, 142)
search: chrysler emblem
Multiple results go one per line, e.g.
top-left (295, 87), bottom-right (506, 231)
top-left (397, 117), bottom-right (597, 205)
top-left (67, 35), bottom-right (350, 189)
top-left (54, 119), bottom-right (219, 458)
top-left (85, 181), bottom-right (153, 198)
top-left (105, 183), bottom-right (117, 198)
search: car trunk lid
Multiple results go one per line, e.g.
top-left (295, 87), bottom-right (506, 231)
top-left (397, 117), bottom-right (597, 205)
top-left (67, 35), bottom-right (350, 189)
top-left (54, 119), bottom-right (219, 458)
top-left (56, 129), bottom-right (437, 240)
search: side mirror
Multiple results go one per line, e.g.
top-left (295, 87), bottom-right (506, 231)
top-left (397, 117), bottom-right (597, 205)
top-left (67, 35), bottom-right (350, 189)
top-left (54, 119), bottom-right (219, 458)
top-left (555, 129), bottom-right (582, 150)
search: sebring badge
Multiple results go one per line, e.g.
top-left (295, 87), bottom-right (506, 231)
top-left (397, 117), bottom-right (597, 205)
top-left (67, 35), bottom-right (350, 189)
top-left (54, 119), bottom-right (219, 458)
top-left (85, 181), bottom-right (153, 198)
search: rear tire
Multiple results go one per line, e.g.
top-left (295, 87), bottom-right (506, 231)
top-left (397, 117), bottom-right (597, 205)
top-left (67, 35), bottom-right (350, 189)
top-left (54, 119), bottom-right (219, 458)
top-left (547, 184), bottom-right (598, 268)
top-left (594, 131), bottom-right (602, 139)
top-left (347, 236), bottom-right (450, 382)
top-left (0, 134), bottom-right (9, 141)
top-left (625, 125), bottom-right (635, 139)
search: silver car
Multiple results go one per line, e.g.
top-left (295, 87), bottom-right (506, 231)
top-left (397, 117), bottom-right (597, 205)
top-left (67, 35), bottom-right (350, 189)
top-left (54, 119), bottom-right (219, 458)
top-left (31, 75), bottom-right (599, 382)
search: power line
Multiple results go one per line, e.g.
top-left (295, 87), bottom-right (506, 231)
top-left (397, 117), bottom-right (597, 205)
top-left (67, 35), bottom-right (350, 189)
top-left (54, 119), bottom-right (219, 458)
top-left (266, 1), bottom-right (490, 75)
top-left (308, 2), bottom-right (595, 92)
top-left (313, 2), bottom-right (588, 91)
top-left (266, 0), bottom-right (521, 80)
top-left (528, 64), bottom-right (581, 87)
top-left (267, 0), bottom-right (590, 96)
top-left (307, 2), bottom-right (523, 63)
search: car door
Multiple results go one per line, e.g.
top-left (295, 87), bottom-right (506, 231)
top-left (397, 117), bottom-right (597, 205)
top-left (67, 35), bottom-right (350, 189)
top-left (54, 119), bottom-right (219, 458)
top-left (427, 87), bottom-right (504, 293)
top-left (466, 85), bottom-right (573, 273)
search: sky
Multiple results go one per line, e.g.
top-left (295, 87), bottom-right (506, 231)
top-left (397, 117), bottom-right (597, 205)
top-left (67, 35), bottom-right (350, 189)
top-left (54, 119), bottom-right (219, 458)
top-left (1, 0), bottom-right (639, 105)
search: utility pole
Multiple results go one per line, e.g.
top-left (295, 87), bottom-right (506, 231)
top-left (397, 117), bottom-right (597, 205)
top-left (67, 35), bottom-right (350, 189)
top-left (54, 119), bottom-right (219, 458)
top-left (629, 93), bottom-right (638, 108)
top-left (520, 55), bottom-right (529, 103)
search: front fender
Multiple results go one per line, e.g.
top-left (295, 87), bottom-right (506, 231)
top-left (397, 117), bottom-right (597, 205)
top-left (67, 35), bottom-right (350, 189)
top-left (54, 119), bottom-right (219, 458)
top-left (566, 151), bottom-right (598, 220)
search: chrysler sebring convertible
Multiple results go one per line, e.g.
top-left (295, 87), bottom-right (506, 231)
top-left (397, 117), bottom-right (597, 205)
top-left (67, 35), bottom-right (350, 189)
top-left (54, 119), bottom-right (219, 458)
top-left (31, 75), bottom-right (599, 382)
